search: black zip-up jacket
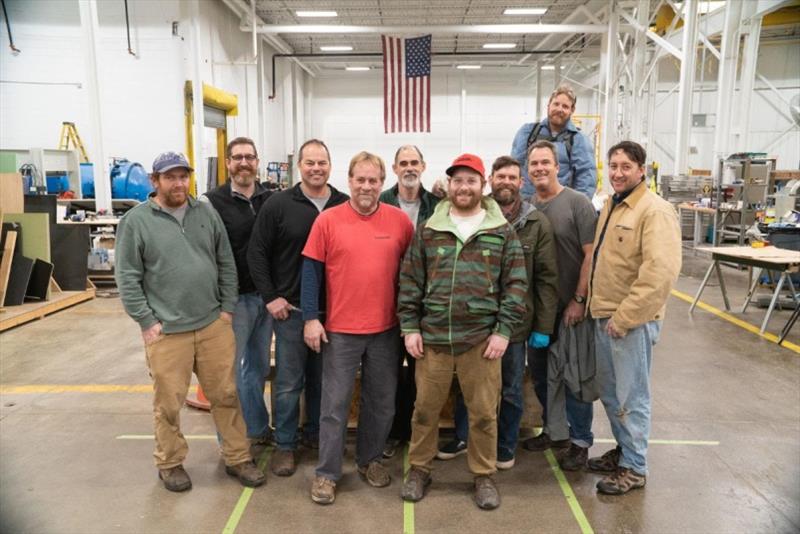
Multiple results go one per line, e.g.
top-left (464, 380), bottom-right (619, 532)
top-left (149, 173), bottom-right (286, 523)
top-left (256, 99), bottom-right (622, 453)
top-left (248, 182), bottom-right (349, 306)
top-left (204, 181), bottom-right (272, 294)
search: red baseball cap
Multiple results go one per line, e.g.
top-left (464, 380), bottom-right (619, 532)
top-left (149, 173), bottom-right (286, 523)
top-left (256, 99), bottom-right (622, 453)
top-left (446, 153), bottom-right (485, 178)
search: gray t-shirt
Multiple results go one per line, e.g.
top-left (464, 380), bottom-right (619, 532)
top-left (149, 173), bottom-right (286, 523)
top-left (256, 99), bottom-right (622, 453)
top-left (534, 187), bottom-right (597, 309)
top-left (303, 190), bottom-right (331, 212)
top-left (398, 197), bottom-right (421, 229)
top-left (163, 203), bottom-right (188, 226)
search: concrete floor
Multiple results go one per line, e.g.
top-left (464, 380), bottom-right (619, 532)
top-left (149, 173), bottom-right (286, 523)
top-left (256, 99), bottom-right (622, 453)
top-left (1, 251), bottom-right (798, 534)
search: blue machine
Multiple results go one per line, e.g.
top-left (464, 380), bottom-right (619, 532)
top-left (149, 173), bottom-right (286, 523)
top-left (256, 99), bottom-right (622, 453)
top-left (80, 159), bottom-right (152, 201)
top-left (110, 159), bottom-right (152, 201)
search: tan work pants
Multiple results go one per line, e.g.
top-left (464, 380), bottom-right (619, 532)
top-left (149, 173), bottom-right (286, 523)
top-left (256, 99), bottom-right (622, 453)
top-left (144, 316), bottom-right (251, 469)
top-left (408, 340), bottom-right (501, 476)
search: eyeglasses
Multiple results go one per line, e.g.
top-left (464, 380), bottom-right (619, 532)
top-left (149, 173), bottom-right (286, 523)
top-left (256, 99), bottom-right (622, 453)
top-left (230, 154), bottom-right (257, 162)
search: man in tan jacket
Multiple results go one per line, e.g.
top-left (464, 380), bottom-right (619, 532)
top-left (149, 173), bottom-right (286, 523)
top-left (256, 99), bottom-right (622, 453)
top-left (586, 141), bottom-right (681, 495)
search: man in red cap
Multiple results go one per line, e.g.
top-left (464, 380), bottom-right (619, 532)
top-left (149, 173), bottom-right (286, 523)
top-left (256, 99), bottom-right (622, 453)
top-left (398, 153), bottom-right (528, 510)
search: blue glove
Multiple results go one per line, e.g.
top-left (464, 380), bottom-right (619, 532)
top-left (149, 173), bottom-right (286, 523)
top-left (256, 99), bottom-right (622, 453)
top-left (528, 331), bottom-right (550, 349)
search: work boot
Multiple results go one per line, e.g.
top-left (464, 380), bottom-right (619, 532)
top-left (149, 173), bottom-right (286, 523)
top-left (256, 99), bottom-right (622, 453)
top-left (358, 461), bottom-right (391, 487)
top-left (225, 460), bottom-right (266, 487)
top-left (401, 467), bottom-right (431, 502)
top-left (270, 449), bottom-right (297, 476)
top-left (311, 476), bottom-right (336, 505)
top-left (473, 476), bottom-right (500, 510)
top-left (436, 439), bottom-right (467, 460)
top-left (588, 446), bottom-right (621, 473)
top-left (158, 465), bottom-right (192, 492)
top-left (522, 432), bottom-right (570, 452)
top-left (596, 467), bottom-right (646, 495)
top-left (559, 443), bottom-right (589, 471)
top-left (250, 435), bottom-right (272, 459)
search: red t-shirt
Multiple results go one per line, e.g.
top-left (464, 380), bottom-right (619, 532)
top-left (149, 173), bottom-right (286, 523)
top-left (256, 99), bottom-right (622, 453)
top-left (302, 201), bottom-right (414, 334)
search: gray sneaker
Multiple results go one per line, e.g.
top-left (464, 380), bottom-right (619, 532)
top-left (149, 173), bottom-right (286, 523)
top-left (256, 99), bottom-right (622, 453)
top-left (358, 461), bottom-right (391, 487)
top-left (158, 465), bottom-right (192, 492)
top-left (401, 467), bottom-right (431, 502)
top-left (311, 476), bottom-right (336, 505)
top-left (270, 449), bottom-right (297, 476)
top-left (474, 475), bottom-right (500, 510)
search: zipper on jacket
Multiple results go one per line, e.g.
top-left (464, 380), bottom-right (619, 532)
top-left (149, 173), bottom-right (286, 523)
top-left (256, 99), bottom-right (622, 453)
top-left (448, 239), bottom-right (462, 354)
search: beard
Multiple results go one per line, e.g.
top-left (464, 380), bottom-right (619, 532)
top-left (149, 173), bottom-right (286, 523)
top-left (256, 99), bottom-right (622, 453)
top-left (492, 186), bottom-right (518, 206)
top-left (451, 190), bottom-right (481, 211)
top-left (399, 172), bottom-right (419, 189)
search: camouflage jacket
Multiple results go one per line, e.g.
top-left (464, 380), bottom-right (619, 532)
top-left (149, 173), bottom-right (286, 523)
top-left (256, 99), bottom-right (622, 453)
top-left (398, 197), bottom-right (528, 355)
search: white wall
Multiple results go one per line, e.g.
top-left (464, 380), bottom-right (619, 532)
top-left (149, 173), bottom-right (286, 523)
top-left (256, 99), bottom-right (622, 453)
top-left (0, 0), bottom-right (294, 183)
top-left (308, 69), bottom-right (597, 193)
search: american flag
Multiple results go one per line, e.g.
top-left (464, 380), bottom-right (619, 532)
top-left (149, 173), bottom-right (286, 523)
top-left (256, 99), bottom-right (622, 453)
top-left (382, 34), bottom-right (431, 133)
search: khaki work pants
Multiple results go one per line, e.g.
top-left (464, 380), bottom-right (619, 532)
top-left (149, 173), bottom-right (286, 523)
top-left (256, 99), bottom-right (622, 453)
top-left (144, 316), bottom-right (251, 469)
top-left (408, 340), bottom-right (501, 476)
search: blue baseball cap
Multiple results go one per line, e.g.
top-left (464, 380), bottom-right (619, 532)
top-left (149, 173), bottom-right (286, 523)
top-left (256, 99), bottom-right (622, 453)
top-left (152, 151), bottom-right (194, 174)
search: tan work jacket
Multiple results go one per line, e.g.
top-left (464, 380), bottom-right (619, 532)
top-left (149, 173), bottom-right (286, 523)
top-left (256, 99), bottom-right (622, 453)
top-left (588, 181), bottom-right (681, 335)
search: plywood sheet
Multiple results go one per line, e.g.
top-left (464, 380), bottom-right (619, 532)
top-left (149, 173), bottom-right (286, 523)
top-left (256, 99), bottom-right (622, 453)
top-left (3, 213), bottom-right (50, 262)
top-left (0, 173), bottom-right (24, 214)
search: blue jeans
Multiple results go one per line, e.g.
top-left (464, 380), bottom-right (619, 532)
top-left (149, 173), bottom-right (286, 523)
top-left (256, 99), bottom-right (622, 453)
top-left (528, 344), bottom-right (594, 446)
top-left (272, 310), bottom-right (322, 450)
top-left (594, 319), bottom-right (662, 475)
top-left (316, 327), bottom-right (399, 481)
top-left (454, 342), bottom-right (526, 458)
top-left (232, 292), bottom-right (274, 440)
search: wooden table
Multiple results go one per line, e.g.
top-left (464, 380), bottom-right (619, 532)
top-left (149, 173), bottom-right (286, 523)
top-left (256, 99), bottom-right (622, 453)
top-left (678, 203), bottom-right (716, 251)
top-left (690, 246), bottom-right (800, 333)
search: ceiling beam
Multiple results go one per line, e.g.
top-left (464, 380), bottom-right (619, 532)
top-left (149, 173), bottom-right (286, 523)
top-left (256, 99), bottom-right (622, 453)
top-left (242, 23), bottom-right (611, 35)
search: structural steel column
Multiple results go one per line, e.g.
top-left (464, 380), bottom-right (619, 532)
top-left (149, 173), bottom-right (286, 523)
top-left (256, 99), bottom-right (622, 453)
top-left (190, 0), bottom-right (206, 195)
top-left (712, 0), bottom-right (743, 169)
top-left (600, 2), bottom-right (619, 175)
top-left (535, 61), bottom-right (543, 118)
top-left (78, 0), bottom-right (111, 212)
top-left (674, 0), bottom-right (699, 174)
top-left (630, 0), bottom-right (649, 141)
top-left (737, 10), bottom-right (763, 151)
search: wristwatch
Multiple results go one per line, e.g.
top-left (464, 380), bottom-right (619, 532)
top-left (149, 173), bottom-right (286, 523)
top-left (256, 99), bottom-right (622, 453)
top-left (573, 294), bottom-right (586, 304)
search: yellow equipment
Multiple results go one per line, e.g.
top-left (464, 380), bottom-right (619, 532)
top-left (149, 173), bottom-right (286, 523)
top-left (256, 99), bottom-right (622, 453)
top-left (58, 122), bottom-right (90, 163)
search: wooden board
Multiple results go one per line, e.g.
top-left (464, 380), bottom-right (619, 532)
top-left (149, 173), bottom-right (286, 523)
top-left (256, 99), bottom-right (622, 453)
top-left (0, 286), bottom-right (95, 332)
top-left (3, 213), bottom-right (50, 262)
top-left (0, 173), bottom-right (23, 214)
top-left (0, 231), bottom-right (16, 306)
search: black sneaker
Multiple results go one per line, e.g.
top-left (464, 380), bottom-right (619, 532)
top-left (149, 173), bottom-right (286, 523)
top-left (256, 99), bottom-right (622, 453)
top-left (496, 449), bottom-right (515, 470)
top-left (436, 439), bottom-right (467, 460)
top-left (383, 438), bottom-right (402, 459)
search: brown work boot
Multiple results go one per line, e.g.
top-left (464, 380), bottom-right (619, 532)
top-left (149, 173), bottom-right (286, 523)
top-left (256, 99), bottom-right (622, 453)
top-left (474, 475), bottom-right (500, 510)
top-left (558, 443), bottom-right (589, 471)
top-left (596, 467), bottom-right (646, 495)
top-left (311, 476), bottom-right (336, 505)
top-left (357, 461), bottom-right (391, 488)
top-left (588, 446), bottom-right (621, 473)
top-left (225, 460), bottom-right (266, 487)
top-left (270, 449), bottom-right (296, 476)
top-left (401, 467), bottom-right (431, 502)
top-left (158, 465), bottom-right (192, 492)
top-left (522, 432), bottom-right (570, 452)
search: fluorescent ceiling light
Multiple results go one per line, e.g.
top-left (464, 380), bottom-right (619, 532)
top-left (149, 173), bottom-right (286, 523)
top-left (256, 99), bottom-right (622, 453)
top-left (483, 43), bottom-right (517, 49)
top-left (296, 10), bottom-right (337, 17)
top-left (345, 66), bottom-right (370, 71)
top-left (457, 65), bottom-right (481, 70)
top-left (675, 1), bottom-right (725, 14)
top-left (540, 65), bottom-right (564, 70)
top-left (320, 45), bottom-right (353, 51)
top-left (504, 8), bottom-right (548, 16)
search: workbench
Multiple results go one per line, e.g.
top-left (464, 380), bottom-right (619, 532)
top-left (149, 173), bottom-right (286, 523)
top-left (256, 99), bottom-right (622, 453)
top-left (690, 246), bottom-right (800, 333)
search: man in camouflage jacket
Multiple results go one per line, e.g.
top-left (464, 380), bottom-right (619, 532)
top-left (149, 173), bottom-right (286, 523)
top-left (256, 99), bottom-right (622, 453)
top-left (398, 153), bottom-right (527, 511)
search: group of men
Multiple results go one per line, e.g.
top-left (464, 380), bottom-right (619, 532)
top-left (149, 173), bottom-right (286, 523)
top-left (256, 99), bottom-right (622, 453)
top-left (116, 84), bottom-right (682, 510)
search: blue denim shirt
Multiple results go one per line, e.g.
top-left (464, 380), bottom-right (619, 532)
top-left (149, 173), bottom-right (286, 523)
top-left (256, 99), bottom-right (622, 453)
top-left (510, 118), bottom-right (597, 199)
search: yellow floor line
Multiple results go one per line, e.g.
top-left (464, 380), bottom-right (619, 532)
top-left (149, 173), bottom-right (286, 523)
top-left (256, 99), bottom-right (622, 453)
top-left (544, 449), bottom-right (594, 534)
top-left (222, 448), bottom-right (271, 534)
top-left (403, 444), bottom-right (414, 534)
top-left (671, 289), bottom-right (800, 354)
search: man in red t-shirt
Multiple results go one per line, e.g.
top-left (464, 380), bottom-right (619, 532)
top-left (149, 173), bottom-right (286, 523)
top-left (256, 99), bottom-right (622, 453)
top-left (301, 151), bottom-right (414, 505)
